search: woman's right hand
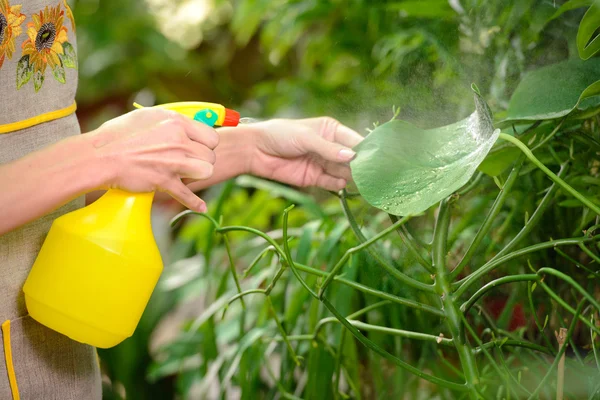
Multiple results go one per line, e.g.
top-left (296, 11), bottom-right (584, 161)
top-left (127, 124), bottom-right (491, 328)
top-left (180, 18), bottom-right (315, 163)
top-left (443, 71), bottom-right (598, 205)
top-left (87, 107), bottom-right (219, 212)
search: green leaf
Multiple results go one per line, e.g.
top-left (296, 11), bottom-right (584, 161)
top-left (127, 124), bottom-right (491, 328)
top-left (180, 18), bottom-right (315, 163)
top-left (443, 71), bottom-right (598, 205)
top-left (478, 146), bottom-right (521, 177)
top-left (16, 56), bottom-right (32, 89)
top-left (60, 42), bottom-right (78, 69)
top-left (52, 65), bottom-right (66, 84)
top-left (350, 90), bottom-right (499, 216)
top-left (502, 57), bottom-right (600, 124)
top-left (547, 0), bottom-right (594, 24)
top-left (577, 0), bottom-right (600, 60)
top-left (33, 70), bottom-right (44, 92)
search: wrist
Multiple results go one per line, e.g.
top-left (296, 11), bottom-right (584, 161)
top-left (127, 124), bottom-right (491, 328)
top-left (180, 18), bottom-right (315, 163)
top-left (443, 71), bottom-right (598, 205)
top-left (73, 131), bottom-right (116, 192)
top-left (219, 123), bottom-right (262, 176)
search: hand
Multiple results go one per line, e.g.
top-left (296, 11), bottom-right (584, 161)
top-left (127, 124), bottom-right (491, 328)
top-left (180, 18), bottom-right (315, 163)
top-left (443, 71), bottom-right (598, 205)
top-left (86, 107), bottom-right (219, 212)
top-left (248, 117), bottom-right (364, 191)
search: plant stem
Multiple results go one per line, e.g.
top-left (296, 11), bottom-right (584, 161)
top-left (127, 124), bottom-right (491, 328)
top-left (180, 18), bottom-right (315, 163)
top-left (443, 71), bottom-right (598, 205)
top-left (472, 339), bottom-right (552, 356)
top-left (319, 214), bottom-right (425, 298)
top-left (339, 192), bottom-right (436, 291)
top-left (450, 155), bottom-right (525, 280)
top-left (492, 164), bottom-right (566, 260)
top-left (320, 296), bottom-right (468, 392)
top-left (292, 262), bottom-right (445, 317)
top-left (499, 133), bottom-right (600, 215)
top-left (526, 300), bottom-right (585, 400)
top-left (453, 236), bottom-right (599, 298)
top-left (460, 274), bottom-right (539, 314)
top-left (555, 328), bottom-right (567, 400)
top-left (267, 296), bottom-right (301, 366)
top-left (223, 235), bottom-right (246, 309)
top-left (434, 198), bottom-right (479, 399)
top-left (283, 205), bottom-right (318, 299)
top-left (389, 214), bottom-right (434, 273)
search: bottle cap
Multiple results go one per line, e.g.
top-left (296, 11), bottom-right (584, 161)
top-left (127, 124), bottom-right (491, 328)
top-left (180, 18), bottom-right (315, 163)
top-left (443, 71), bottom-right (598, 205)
top-left (223, 108), bottom-right (241, 127)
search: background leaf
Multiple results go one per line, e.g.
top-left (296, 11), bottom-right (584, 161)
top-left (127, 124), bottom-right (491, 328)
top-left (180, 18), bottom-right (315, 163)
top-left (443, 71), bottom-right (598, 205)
top-left (502, 57), bottom-right (600, 123)
top-left (350, 91), bottom-right (499, 216)
top-left (577, 0), bottom-right (600, 59)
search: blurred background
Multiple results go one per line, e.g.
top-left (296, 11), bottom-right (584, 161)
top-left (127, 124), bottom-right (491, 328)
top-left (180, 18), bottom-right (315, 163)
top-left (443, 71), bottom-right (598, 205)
top-left (69, 1), bottom-right (594, 399)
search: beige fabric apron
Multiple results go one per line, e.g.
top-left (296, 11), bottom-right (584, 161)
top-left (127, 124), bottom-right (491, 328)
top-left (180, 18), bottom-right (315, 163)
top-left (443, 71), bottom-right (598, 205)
top-left (0, 1), bottom-right (102, 398)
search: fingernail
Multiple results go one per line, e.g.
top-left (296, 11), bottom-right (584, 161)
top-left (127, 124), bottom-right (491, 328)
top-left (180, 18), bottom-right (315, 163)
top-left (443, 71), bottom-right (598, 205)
top-left (198, 203), bottom-right (207, 213)
top-left (338, 149), bottom-right (356, 161)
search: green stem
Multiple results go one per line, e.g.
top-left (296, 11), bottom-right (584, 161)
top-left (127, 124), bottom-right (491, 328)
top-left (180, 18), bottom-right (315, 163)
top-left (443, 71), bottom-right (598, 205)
top-left (527, 281), bottom-right (555, 352)
top-left (499, 133), bottom-right (600, 215)
top-left (267, 296), bottom-right (301, 366)
top-left (453, 236), bottom-right (599, 298)
top-left (450, 155), bottom-right (525, 280)
top-left (319, 214), bottom-right (424, 298)
top-left (434, 198), bottom-right (479, 398)
top-left (539, 281), bottom-right (600, 335)
top-left (578, 242), bottom-right (600, 264)
top-left (527, 300), bottom-right (586, 400)
top-left (592, 315), bottom-right (600, 371)
top-left (472, 339), bottom-right (552, 356)
top-left (293, 262), bottom-right (444, 317)
top-left (537, 267), bottom-right (600, 312)
top-left (223, 235), bottom-right (245, 310)
top-left (339, 191), bottom-right (436, 291)
top-left (492, 164), bottom-right (566, 260)
top-left (389, 214), bottom-right (435, 274)
top-left (283, 205), bottom-right (318, 299)
top-left (313, 301), bottom-right (391, 340)
top-left (320, 297), bottom-right (468, 392)
top-left (243, 246), bottom-right (276, 277)
top-left (460, 274), bottom-right (539, 314)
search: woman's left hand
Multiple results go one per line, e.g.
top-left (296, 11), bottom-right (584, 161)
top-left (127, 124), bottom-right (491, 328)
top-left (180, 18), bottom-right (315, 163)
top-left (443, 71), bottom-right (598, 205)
top-left (247, 117), bottom-right (364, 191)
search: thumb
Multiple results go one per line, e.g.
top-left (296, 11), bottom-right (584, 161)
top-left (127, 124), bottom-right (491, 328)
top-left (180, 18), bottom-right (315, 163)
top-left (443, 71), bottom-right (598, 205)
top-left (298, 133), bottom-right (357, 163)
top-left (165, 180), bottom-right (207, 213)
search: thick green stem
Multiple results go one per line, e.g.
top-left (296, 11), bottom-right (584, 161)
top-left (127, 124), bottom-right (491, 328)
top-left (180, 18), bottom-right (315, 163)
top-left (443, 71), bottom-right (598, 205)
top-left (450, 155), bottom-right (525, 280)
top-left (434, 198), bottom-right (479, 398)
top-left (499, 133), bottom-right (600, 215)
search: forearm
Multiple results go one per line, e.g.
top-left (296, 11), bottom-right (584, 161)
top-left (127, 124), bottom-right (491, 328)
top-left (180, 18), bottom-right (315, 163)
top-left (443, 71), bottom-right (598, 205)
top-left (0, 134), bottom-right (105, 236)
top-left (186, 124), bottom-right (259, 192)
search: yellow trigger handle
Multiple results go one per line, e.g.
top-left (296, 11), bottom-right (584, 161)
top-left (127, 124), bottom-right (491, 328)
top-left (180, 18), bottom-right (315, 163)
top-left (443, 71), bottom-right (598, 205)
top-left (133, 101), bottom-right (241, 127)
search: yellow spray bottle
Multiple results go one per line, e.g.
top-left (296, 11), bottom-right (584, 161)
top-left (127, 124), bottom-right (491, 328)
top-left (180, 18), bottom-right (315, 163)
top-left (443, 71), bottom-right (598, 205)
top-left (23, 101), bottom-right (241, 348)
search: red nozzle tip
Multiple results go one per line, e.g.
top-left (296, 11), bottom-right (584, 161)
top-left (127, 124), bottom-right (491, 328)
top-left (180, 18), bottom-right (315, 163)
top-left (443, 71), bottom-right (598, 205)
top-left (223, 108), bottom-right (240, 127)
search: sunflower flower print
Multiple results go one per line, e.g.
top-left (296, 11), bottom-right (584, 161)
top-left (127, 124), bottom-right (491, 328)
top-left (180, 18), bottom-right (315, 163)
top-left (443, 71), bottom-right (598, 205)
top-left (0, 0), bottom-right (26, 69)
top-left (17, 3), bottom-right (77, 92)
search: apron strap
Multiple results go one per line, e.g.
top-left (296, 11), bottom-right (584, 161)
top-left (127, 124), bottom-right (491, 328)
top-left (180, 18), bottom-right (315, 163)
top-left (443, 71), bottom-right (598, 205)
top-left (2, 320), bottom-right (20, 400)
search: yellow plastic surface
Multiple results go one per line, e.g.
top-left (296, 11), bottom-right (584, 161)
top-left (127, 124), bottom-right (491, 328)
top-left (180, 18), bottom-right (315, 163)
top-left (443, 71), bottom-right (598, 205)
top-left (23, 190), bottom-right (162, 348)
top-left (134, 101), bottom-right (227, 126)
top-left (23, 101), bottom-right (228, 348)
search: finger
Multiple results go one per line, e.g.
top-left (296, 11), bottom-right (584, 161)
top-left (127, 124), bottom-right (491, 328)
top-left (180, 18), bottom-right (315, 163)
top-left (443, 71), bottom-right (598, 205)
top-left (299, 134), bottom-right (357, 163)
top-left (163, 180), bottom-right (207, 213)
top-left (316, 174), bottom-right (347, 192)
top-left (186, 141), bottom-right (216, 164)
top-left (177, 159), bottom-right (214, 180)
top-left (302, 117), bottom-right (364, 148)
top-left (323, 161), bottom-right (352, 181)
top-left (168, 111), bottom-right (220, 149)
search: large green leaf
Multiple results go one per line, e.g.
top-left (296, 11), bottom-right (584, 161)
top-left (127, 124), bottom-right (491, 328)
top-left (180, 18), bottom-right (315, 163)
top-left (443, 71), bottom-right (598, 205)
top-left (502, 57), bottom-right (600, 124)
top-left (577, 0), bottom-right (600, 59)
top-left (350, 89), bottom-right (498, 216)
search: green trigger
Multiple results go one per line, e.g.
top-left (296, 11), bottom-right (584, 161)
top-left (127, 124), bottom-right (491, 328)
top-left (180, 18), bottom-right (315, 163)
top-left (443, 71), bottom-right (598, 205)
top-left (193, 109), bottom-right (218, 127)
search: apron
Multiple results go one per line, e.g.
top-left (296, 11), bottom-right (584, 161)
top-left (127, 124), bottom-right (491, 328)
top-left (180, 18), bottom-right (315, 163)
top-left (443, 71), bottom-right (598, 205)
top-left (0, 1), bottom-right (102, 398)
